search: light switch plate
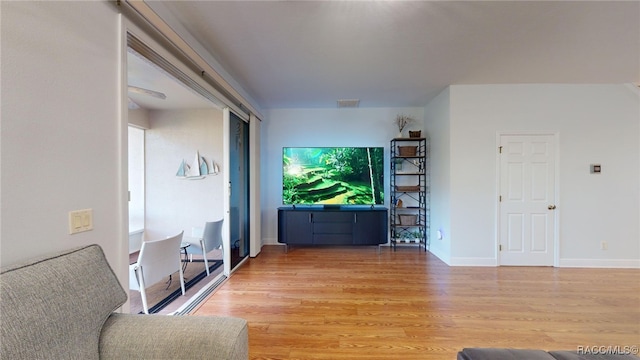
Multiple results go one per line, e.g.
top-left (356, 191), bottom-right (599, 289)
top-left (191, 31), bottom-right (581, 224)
top-left (69, 209), bottom-right (93, 234)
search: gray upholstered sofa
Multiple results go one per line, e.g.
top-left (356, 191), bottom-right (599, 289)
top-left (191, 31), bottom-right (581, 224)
top-left (458, 348), bottom-right (639, 360)
top-left (1, 244), bottom-right (248, 359)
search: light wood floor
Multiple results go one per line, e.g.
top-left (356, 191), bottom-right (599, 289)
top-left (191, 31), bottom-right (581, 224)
top-left (192, 245), bottom-right (640, 360)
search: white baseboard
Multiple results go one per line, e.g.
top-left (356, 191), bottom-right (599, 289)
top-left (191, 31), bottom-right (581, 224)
top-left (263, 237), bottom-right (279, 246)
top-left (427, 247), bottom-right (450, 265)
top-left (558, 258), bottom-right (640, 268)
top-left (448, 257), bottom-right (639, 268)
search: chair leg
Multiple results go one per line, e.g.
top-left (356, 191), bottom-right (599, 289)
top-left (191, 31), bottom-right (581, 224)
top-left (220, 247), bottom-right (224, 273)
top-left (201, 239), bottom-right (210, 276)
top-left (203, 248), bottom-right (210, 276)
top-left (140, 288), bottom-right (149, 314)
top-left (178, 261), bottom-right (186, 296)
top-left (136, 269), bottom-right (149, 314)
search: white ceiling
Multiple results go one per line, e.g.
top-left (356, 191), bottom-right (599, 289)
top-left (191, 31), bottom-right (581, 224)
top-left (144, 1), bottom-right (639, 110)
top-left (127, 49), bottom-right (215, 110)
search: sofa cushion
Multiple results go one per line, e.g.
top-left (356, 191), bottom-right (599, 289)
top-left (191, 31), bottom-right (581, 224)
top-left (458, 348), bottom-right (558, 360)
top-left (1, 245), bottom-right (127, 359)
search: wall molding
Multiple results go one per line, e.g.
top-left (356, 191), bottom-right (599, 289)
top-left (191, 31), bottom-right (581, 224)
top-left (558, 258), bottom-right (640, 269)
top-left (447, 257), bottom-right (640, 268)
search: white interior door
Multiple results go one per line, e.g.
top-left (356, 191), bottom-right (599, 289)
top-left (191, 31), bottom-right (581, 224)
top-left (498, 134), bottom-right (556, 266)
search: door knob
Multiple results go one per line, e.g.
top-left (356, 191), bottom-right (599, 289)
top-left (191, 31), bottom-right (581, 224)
top-left (548, 205), bottom-right (556, 210)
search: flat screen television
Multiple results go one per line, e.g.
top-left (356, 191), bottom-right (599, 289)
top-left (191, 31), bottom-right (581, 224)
top-left (283, 147), bottom-right (384, 205)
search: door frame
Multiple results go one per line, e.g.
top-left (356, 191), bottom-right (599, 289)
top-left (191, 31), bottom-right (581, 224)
top-left (121, 16), bottom-right (231, 310)
top-left (495, 131), bottom-right (560, 267)
top-left (119, 7), bottom-right (262, 314)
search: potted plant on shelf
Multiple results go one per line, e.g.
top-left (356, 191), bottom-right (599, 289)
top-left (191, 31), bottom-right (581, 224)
top-left (395, 230), bottom-right (422, 243)
top-left (395, 114), bottom-right (414, 138)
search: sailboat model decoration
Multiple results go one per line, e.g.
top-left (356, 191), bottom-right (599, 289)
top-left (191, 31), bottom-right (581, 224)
top-left (176, 151), bottom-right (220, 180)
top-left (185, 152), bottom-right (202, 178)
top-left (176, 159), bottom-right (188, 177)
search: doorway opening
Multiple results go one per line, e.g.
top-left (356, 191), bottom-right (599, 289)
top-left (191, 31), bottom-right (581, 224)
top-left (126, 36), bottom-right (228, 314)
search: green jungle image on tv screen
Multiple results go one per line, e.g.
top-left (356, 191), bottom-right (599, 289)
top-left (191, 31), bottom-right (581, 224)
top-left (282, 147), bottom-right (384, 205)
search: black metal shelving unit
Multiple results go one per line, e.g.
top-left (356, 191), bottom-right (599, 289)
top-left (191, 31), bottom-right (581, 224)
top-left (390, 137), bottom-right (430, 251)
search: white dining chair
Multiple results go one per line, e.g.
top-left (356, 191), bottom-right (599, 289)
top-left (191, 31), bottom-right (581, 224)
top-left (129, 231), bottom-right (185, 314)
top-left (185, 220), bottom-right (223, 276)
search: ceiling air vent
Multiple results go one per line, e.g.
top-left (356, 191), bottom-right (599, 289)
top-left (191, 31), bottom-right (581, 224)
top-left (337, 99), bottom-right (360, 108)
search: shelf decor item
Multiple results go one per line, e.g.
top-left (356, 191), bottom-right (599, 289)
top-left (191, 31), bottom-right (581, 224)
top-left (409, 130), bottom-right (421, 138)
top-left (395, 114), bottom-right (414, 138)
top-left (398, 146), bottom-right (417, 156)
top-left (399, 214), bottom-right (417, 226)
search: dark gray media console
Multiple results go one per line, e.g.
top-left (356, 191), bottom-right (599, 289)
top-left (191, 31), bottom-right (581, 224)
top-left (277, 206), bottom-right (388, 249)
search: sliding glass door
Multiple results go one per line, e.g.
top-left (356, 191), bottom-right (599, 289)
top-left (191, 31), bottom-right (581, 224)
top-left (228, 111), bottom-right (250, 271)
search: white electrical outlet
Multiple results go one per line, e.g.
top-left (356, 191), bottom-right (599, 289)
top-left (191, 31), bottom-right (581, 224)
top-left (69, 209), bottom-right (93, 234)
top-left (601, 241), bottom-right (608, 250)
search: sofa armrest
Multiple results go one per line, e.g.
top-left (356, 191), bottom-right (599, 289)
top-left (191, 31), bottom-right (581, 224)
top-left (99, 313), bottom-right (248, 360)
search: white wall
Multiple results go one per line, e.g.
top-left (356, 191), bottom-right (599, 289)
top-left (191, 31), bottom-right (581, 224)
top-left (261, 107), bottom-right (424, 244)
top-left (1, 1), bottom-right (126, 280)
top-left (440, 84), bottom-right (639, 267)
top-left (144, 109), bottom-right (225, 240)
top-left (423, 88), bottom-right (452, 263)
